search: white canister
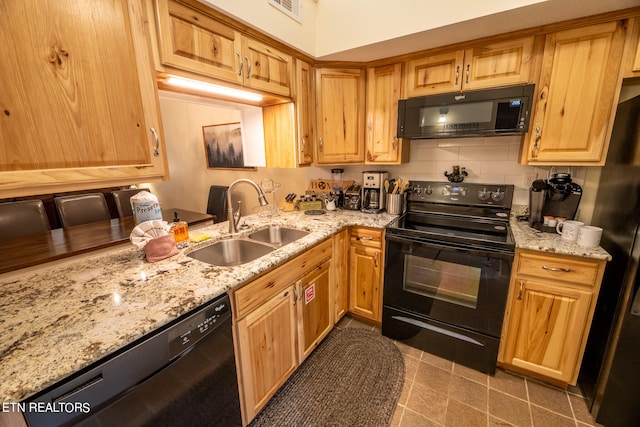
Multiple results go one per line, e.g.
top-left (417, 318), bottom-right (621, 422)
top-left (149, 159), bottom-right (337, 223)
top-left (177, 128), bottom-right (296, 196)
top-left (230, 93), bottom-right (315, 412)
top-left (130, 191), bottom-right (162, 225)
top-left (556, 220), bottom-right (584, 242)
top-left (577, 226), bottom-right (603, 248)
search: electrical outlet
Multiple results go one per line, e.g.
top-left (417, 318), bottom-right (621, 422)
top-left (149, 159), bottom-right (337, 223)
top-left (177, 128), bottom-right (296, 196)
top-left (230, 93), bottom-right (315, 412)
top-left (524, 173), bottom-right (537, 188)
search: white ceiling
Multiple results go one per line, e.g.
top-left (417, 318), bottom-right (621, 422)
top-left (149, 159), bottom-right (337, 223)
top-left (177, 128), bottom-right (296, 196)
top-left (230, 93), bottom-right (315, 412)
top-left (316, 0), bottom-right (640, 61)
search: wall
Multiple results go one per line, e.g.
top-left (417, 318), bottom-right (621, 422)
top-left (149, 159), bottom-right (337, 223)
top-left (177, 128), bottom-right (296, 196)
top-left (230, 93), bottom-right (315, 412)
top-left (144, 94), bottom-right (326, 217)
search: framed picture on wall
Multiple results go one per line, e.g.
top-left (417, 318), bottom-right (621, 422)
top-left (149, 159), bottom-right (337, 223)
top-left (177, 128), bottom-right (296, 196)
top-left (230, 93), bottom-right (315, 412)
top-left (202, 122), bottom-right (256, 170)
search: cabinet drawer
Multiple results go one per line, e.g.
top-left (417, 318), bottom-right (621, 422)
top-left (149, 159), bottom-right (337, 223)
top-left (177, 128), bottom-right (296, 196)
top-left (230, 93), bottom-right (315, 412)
top-left (233, 238), bottom-right (332, 319)
top-left (350, 227), bottom-right (383, 249)
top-left (516, 252), bottom-right (600, 286)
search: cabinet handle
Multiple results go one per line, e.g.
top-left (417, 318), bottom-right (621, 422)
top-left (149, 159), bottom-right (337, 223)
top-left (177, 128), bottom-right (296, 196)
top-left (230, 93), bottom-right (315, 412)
top-left (300, 137), bottom-right (305, 153)
top-left (455, 65), bottom-right (460, 85)
top-left (292, 286), bottom-right (298, 305)
top-left (357, 236), bottom-right (373, 241)
top-left (319, 137), bottom-right (323, 153)
top-left (150, 127), bottom-right (159, 157)
top-left (298, 281), bottom-right (304, 301)
top-left (531, 127), bottom-right (541, 158)
top-left (542, 265), bottom-right (571, 273)
top-left (465, 64), bottom-right (470, 84)
top-left (392, 136), bottom-right (397, 150)
top-left (374, 252), bottom-right (379, 268)
top-left (517, 280), bottom-right (524, 300)
top-left (244, 55), bottom-right (251, 79)
top-left (236, 51), bottom-right (243, 76)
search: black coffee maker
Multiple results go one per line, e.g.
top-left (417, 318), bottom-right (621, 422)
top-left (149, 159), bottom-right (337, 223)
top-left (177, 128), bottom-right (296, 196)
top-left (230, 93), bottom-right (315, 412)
top-left (529, 170), bottom-right (582, 231)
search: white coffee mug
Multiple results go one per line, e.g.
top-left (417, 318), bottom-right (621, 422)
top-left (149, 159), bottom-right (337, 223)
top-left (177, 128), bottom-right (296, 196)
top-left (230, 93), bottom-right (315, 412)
top-left (556, 220), bottom-right (584, 242)
top-left (577, 226), bottom-right (603, 248)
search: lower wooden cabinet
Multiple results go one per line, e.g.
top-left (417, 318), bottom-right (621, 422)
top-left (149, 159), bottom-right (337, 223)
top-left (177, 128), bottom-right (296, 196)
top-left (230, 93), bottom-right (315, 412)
top-left (231, 238), bottom-right (333, 424)
top-left (332, 229), bottom-right (349, 322)
top-left (348, 227), bottom-right (384, 323)
top-left (499, 249), bottom-right (606, 386)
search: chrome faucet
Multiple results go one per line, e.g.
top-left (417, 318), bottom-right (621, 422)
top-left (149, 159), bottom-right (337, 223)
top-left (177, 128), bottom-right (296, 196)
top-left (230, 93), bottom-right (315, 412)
top-left (227, 178), bottom-right (269, 234)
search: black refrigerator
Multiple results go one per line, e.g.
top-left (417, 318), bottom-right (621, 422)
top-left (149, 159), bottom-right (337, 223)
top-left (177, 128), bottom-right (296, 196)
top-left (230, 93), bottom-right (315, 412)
top-left (578, 80), bottom-right (640, 427)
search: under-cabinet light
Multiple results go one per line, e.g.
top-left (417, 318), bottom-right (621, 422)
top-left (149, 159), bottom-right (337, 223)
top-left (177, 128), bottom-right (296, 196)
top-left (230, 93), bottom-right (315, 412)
top-left (164, 75), bottom-right (263, 102)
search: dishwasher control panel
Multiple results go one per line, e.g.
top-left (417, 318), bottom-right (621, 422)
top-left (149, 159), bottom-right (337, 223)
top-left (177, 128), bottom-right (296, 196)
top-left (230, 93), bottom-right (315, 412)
top-left (168, 295), bottom-right (231, 359)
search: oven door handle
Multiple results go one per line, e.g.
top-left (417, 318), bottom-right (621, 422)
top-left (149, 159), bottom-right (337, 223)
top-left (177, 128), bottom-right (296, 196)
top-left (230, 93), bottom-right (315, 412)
top-left (385, 232), bottom-right (514, 257)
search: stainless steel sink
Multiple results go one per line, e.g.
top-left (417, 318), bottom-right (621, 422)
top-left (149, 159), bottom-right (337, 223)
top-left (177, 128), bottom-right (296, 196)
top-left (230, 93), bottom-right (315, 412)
top-left (187, 239), bottom-right (274, 267)
top-left (248, 226), bottom-right (309, 246)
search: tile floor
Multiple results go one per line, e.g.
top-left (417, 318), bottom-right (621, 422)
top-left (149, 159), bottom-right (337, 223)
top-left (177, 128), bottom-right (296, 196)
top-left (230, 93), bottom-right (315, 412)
top-left (336, 316), bottom-right (602, 427)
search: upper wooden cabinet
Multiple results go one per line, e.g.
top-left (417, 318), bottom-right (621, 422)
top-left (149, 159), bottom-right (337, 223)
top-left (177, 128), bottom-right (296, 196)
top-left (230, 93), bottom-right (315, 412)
top-left (405, 36), bottom-right (535, 97)
top-left (522, 21), bottom-right (627, 165)
top-left (262, 59), bottom-right (314, 168)
top-left (315, 68), bottom-right (366, 165)
top-left (153, 0), bottom-right (292, 97)
top-left (365, 64), bottom-right (409, 164)
top-left (500, 250), bottom-right (606, 386)
top-left (0, 0), bottom-right (169, 198)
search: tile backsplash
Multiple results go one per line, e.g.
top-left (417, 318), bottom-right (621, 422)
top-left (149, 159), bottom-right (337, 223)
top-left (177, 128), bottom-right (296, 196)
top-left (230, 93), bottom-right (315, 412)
top-left (324, 136), bottom-right (587, 208)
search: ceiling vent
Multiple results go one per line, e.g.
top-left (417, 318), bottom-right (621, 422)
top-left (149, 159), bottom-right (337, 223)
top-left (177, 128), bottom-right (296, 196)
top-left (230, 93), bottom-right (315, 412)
top-left (268, 0), bottom-right (302, 23)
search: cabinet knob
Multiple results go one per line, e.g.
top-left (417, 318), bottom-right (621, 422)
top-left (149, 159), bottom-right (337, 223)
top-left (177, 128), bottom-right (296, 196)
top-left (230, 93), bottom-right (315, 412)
top-left (150, 127), bottom-right (159, 157)
top-left (542, 265), bottom-right (571, 273)
top-left (517, 280), bottom-right (525, 300)
top-left (236, 51), bottom-right (243, 77)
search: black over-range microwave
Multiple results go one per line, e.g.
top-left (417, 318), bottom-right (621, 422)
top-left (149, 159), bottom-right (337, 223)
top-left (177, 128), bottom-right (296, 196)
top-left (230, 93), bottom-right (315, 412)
top-left (397, 84), bottom-right (535, 139)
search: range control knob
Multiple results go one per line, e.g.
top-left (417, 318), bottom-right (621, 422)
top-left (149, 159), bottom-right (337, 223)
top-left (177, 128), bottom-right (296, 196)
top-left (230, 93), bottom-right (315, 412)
top-left (425, 185), bottom-right (433, 195)
top-left (478, 188), bottom-right (491, 201)
top-left (491, 189), bottom-right (505, 202)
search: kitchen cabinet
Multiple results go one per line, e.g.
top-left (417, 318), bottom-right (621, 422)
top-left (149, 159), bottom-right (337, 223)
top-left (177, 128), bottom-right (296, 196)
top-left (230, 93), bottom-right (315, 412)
top-left (365, 64), bottom-right (409, 164)
top-left (154, 0), bottom-right (292, 97)
top-left (522, 21), bottom-right (627, 166)
top-left (297, 259), bottom-right (332, 360)
top-left (232, 238), bottom-right (333, 424)
top-left (405, 36), bottom-right (535, 97)
top-left (333, 229), bottom-right (349, 321)
top-left (262, 59), bottom-right (313, 167)
top-left (315, 68), bottom-right (366, 164)
top-left (348, 227), bottom-right (384, 323)
top-left (622, 17), bottom-right (640, 77)
top-left (500, 250), bottom-right (606, 386)
top-left (0, 0), bottom-right (168, 198)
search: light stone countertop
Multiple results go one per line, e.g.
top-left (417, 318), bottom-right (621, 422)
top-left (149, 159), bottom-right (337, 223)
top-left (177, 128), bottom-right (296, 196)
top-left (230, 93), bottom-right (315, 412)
top-left (0, 208), bottom-right (611, 403)
top-left (0, 209), bottom-right (394, 403)
top-left (510, 216), bottom-right (612, 261)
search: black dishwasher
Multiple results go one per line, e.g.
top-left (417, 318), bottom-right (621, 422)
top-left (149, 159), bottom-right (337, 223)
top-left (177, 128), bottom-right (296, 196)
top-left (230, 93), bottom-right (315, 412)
top-left (23, 293), bottom-right (242, 427)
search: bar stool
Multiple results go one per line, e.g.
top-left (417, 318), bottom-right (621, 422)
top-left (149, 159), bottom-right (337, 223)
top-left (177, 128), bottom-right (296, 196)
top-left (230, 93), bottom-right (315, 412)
top-left (206, 185), bottom-right (229, 223)
top-left (54, 193), bottom-right (111, 227)
top-left (0, 200), bottom-right (51, 241)
top-left (111, 188), bottom-right (150, 218)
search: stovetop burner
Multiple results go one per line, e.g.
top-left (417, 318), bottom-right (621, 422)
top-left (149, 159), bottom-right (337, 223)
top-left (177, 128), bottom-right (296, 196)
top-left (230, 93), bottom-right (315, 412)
top-left (386, 181), bottom-right (515, 251)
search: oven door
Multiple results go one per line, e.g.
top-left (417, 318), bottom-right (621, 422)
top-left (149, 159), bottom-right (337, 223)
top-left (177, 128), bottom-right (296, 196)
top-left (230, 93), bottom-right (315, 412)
top-left (383, 233), bottom-right (513, 338)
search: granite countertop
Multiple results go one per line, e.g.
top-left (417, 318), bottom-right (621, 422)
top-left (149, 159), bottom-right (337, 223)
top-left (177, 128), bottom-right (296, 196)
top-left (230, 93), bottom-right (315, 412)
top-left (0, 209), bottom-right (395, 403)
top-left (510, 216), bottom-right (612, 261)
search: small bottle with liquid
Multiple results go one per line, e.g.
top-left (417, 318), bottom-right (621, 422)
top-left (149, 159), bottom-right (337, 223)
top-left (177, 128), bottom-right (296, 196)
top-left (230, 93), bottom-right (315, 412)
top-left (170, 211), bottom-right (189, 248)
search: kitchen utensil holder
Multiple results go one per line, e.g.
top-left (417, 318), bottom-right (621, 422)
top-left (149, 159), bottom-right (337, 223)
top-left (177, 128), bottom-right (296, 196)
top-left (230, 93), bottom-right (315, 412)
top-left (387, 193), bottom-right (406, 215)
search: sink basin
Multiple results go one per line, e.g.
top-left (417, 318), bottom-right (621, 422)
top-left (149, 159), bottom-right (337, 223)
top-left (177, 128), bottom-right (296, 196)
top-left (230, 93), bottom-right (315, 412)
top-left (187, 239), bottom-right (274, 266)
top-left (248, 226), bottom-right (309, 246)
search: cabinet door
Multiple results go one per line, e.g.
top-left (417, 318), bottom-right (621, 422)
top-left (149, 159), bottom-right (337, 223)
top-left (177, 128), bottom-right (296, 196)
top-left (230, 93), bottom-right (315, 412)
top-left (241, 36), bottom-right (292, 97)
top-left (315, 68), bottom-right (366, 164)
top-left (236, 287), bottom-right (298, 420)
top-left (365, 63), bottom-right (407, 164)
top-left (0, 0), bottom-right (168, 198)
top-left (154, 0), bottom-right (243, 85)
top-left (503, 278), bottom-right (592, 383)
top-left (297, 260), bottom-right (332, 361)
top-left (348, 245), bottom-right (382, 322)
top-left (333, 229), bottom-right (349, 322)
top-left (295, 59), bottom-right (314, 166)
top-left (525, 21), bottom-right (626, 165)
top-left (463, 37), bottom-right (534, 90)
top-left (405, 50), bottom-right (465, 97)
